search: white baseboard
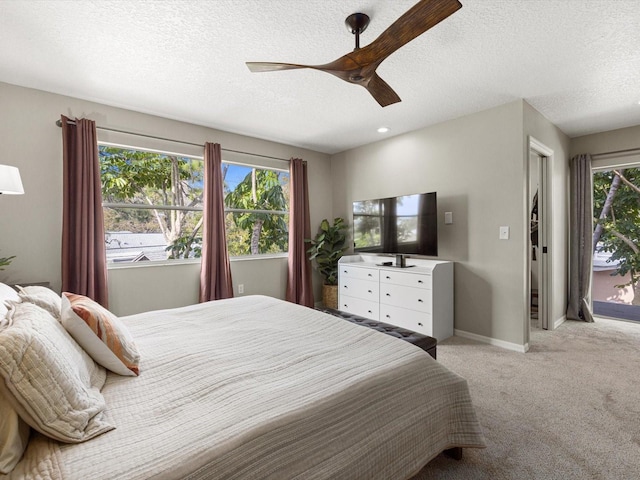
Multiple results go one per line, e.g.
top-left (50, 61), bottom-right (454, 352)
top-left (554, 315), bottom-right (566, 329)
top-left (454, 329), bottom-right (527, 353)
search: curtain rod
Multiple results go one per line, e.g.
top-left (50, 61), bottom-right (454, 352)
top-left (54, 119), bottom-right (290, 163)
top-left (591, 147), bottom-right (640, 159)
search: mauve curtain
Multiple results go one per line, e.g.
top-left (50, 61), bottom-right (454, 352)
top-left (286, 158), bottom-right (314, 307)
top-left (199, 142), bottom-right (234, 302)
top-left (567, 153), bottom-right (594, 322)
top-left (60, 115), bottom-right (109, 307)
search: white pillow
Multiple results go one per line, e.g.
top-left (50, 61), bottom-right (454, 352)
top-left (0, 282), bottom-right (19, 321)
top-left (0, 301), bottom-right (113, 443)
top-left (16, 285), bottom-right (61, 320)
top-left (0, 394), bottom-right (30, 474)
top-left (61, 293), bottom-right (140, 376)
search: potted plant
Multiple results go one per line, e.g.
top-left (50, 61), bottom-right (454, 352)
top-left (0, 253), bottom-right (15, 271)
top-left (306, 218), bottom-right (349, 308)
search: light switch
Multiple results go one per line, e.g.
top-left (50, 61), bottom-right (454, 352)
top-left (444, 212), bottom-right (453, 224)
top-left (499, 226), bottom-right (510, 240)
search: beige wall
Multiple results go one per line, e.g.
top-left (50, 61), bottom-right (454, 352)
top-left (332, 101), bottom-right (535, 346)
top-left (0, 82), bottom-right (332, 315)
top-left (331, 100), bottom-right (570, 348)
top-left (571, 125), bottom-right (640, 157)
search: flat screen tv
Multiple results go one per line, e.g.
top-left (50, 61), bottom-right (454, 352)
top-left (353, 192), bottom-right (437, 257)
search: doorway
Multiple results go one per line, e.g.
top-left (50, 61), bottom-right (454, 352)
top-left (527, 137), bottom-right (553, 342)
top-left (592, 164), bottom-right (640, 322)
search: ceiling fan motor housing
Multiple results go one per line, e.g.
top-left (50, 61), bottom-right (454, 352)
top-left (345, 13), bottom-right (370, 50)
top-left (345, 13), bottom-right (370, 34)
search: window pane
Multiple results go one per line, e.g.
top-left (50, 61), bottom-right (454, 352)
top-left (223, 163), bottom-right (289, 208)
top-left (100, 146), bottom-right (203, 208)
top-left (223, 163), bottom-right (290, 255)
top-left (104, 207), bottom-right (202, 263)
top-left (225, 211), bottom-right (288, 256)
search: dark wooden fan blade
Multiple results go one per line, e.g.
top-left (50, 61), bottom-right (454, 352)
top-left (246, 62), bottom-right (310, 73)
top-left (365, 73), bottom-right (401, 107)
top-left (351, 0), bottom-right (462, 67)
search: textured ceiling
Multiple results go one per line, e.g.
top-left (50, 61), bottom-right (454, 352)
top-left (1, 0), bottom-right (639, 154)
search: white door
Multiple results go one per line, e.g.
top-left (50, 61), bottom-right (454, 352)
top-left (528, 137), bottom-right (554, 341)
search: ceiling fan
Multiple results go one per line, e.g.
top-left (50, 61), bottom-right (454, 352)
top-left (246, 0), bottom-right (463, 107)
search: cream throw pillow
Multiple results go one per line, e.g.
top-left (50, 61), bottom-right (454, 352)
top-left (16, 285), bottom-right (62, 320)
top-left (0, 282), bottom-right (19, 322)
top-left (0, 394), bottom-right (30, 474)
top-left (0, 302), bottom-right (113, 443)
top-left (61, 293), bottom-right (140, 376)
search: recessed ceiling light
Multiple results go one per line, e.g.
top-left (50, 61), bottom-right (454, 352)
top-left (377, 127), bottom-right (389, 133)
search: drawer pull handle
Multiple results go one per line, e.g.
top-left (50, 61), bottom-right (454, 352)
top-left (343, 285), bottom-right (348, 289)
top-left (418, 280), bottom-right (423, 284)
top-left (386, 293), bottom-right (391, 297)
top-left (367, 289), bottom-right (372, 293)
top-left (344, 304), bottom-right (348, 308)
top-left (386, 314), bottom-right (391, 318)
top-left (386, 276), bottom-right (391, 279)
top-left (368, 273), bottom-right (373, 277)
top-left (343, 270), bottom-right (348, 273)
top-left (418, 299), bottom-right (423, 303)
top-left (418, 322), bottom-right (423, 327)
top-left (367, 310), bottom-right (372, 314)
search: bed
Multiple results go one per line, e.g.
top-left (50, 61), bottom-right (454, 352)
top-left (1, 290), bottom-right (485, 479)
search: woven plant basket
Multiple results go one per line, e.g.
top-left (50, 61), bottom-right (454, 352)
top-left (322, 284), bottom-right (339, 309)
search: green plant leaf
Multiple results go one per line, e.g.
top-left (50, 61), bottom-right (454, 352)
top-left (306, 218), bottom-right (349, 285)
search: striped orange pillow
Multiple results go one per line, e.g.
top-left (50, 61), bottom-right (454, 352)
top-left (61, 293), bottom-right (140, 376)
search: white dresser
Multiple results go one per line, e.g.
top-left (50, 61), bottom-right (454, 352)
top-left (337, 254), bottom-right (454, 341)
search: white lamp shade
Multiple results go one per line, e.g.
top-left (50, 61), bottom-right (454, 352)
top-left (0, 165), bottom-right (24, 195)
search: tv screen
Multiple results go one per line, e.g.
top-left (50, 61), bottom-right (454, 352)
top-left (353, 192), bottom-right (437, 256)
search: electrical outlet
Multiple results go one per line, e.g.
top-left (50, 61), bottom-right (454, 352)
top-left (238, 284), bottom-right (244, 294)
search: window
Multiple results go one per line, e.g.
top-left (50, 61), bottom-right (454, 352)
top-left (223, 163), bottom-right (289, 256)
top-left (100, 146), bottom-right (204, 263)
top-left (592, 165), bottom-right (640, 320)
top-left (99, 145), bottom-right (289, 264)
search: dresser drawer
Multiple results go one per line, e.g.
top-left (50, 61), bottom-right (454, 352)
top-left (339, 265), bottom-right (379, 282)
top-left (380, 283), bottom-right (432, 313)
top-left (380, 270), bottom-right (431, 290)
top-left (340, 277), bottom-right (379, 302)
top-left (380, 304), bottom-right (433, 337)
top-left (338, 295), bottom-right (379, 320)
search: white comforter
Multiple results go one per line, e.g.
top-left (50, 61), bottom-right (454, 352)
top-left (7, 295), bottom-right (484, 479)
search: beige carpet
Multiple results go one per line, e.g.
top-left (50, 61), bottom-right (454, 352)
top-left (413, 317), bottom-right (640, 480)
